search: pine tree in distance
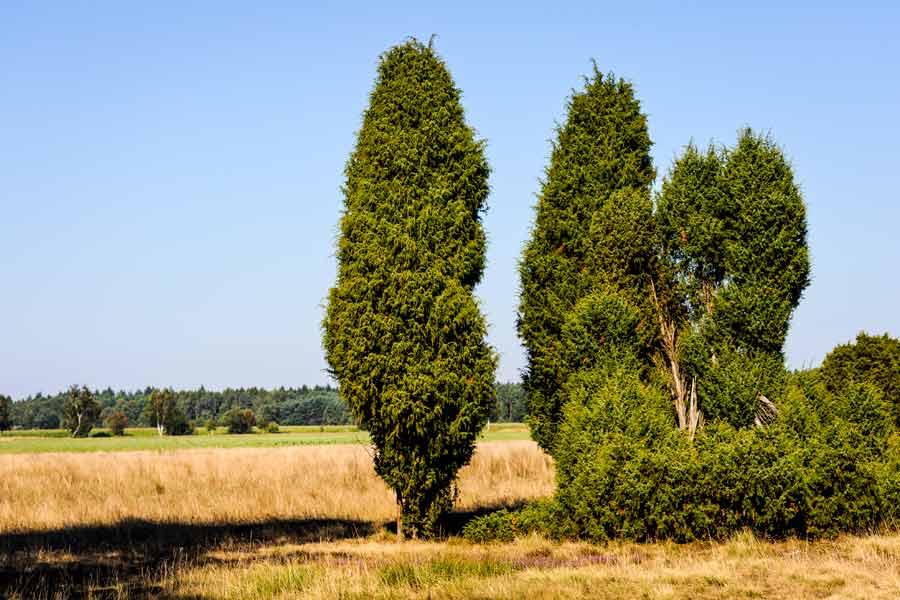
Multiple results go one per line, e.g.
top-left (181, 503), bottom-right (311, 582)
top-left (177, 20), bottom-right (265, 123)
top-left (323, 39), bottom-right (496, 539)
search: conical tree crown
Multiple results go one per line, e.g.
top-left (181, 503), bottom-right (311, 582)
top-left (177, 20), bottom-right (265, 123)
top-left (324, 40), bottom-right (496, 537)
top-left (339, 40), bottom-right (489, 288)
top-left (518, 67), bottom-right (656, 453)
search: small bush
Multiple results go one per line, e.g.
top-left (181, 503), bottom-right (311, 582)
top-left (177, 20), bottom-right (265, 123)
top-left (166, 410), bottom-right (195, 436)
top-left (204, 418), bottom-right (218, 434)
top-left (265, 421), bottom-right (280, 433)
top-left (462, 500), bottom-right (559, 543)
top-left (223, 408), bottom-right (257, 434)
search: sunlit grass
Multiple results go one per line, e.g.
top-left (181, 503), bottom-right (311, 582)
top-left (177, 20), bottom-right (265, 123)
top-left (0, 423), bottom-right (530, 454)
top-left (0, 440), bottom-right (552, 534)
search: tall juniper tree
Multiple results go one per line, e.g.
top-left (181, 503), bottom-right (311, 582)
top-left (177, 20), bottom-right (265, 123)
top-left (324, 39), bottom-right (496, 538)
top-left (655, 129), bottom-right (810, 428)
top-left (519, 65), bottom-right (810, 450)
top-left (518, 66), bottom-right (656, 454)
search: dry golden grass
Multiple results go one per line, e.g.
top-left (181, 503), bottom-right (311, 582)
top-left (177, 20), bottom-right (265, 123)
top-left (3, 441), bottom-right (899, 599)
top-left (0, 440), bottom-right (554, 533)
top-left (91, 532), bottom-right (900, 599)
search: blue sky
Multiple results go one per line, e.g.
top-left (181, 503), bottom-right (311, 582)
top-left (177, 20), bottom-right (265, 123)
top-left (2, 2), bottom-right (898, 399)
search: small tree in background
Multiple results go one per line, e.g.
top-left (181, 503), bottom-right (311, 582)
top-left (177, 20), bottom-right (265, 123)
top-left (104, 410), bottom-right (129, 436)
top-left (0, 394), bottom-right (11, 434)
top-left (222, 408), bottom-right (256, 434)
top-left (820, 332), bottom-right (900, 426)
top-left (143, 388), bottom-right (192, 435)
top-left (62, 385), bottom-right (100, 438)
top-left (518, 66), bottom-right (656, 454)
top-left (144, 388), bottom-right (176, 436)
top-left (324, 39), bottom-right (497, 538)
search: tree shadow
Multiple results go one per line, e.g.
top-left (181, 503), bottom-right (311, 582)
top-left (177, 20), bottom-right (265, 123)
top-left (0, 517), bottom-right (375, 599)
top-left (0, 504), bottom-right (522, 598)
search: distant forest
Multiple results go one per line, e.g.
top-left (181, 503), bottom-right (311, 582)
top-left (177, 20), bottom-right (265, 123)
top-left (9, 383), bottom-right (526, 430)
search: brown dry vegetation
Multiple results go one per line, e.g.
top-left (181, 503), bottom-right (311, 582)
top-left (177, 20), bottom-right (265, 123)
top-left (0, 441), bottom-right (554, 534)
top-left (3, 440), bottom-right (899, 599)
top-left (8, 532), bottom-right (900, 599)
top-left (167, 532), bottom-right (900, 600)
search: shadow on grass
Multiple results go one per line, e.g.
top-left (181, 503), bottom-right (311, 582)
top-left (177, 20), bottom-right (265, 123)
top-left (0, 504), bottom-right (518, 599)
top-left (0, 517), bottom-right (375, 599)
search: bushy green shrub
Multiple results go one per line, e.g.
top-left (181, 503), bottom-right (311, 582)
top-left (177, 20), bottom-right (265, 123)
top-left (103, 410), bottom-right (129, 436)
top-left (819, 332), bottom-right (900, 427)
top-left (222, 408), bottom-right (256, 434)
top-left (166, 410), bottom-right (195, 436)
top-left (462, 499), bottom-right (560, 543)
top-left (545, 374), bottom-right (897, 542)
top-left (462, 370), bottom-right (899, 544)
top-left (265, 421), bottom-right (280, 433)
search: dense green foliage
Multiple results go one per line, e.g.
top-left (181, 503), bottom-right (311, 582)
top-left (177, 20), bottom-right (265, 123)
top-left (518, 65), bottom-right (810, 456)
top-left (222, 407), bottom-right (257, 434)
top-left (61, 385), bottom-right (101, 438)
top-left (518, 66), bottom-right (656, 453)
top-left (500, 64), bottom-right (898, 544)
top-left (324, 39), bottom-right (496, 538)
top-left (468, 371), bottom-right (899, 542)
top-left (0, 395), bottom-right (10, 433)
top-left (819, 332), bottom-right (900, 426)
top-left (655, 131), bottom-right (810, 427)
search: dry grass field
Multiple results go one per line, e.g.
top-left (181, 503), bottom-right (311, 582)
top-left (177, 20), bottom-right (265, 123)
top-left (0, 440), bottom-right (553, 534)
top-left (2, 439), bottom-right (899, 599)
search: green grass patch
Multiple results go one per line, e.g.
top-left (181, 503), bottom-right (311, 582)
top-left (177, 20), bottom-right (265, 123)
top-left (378, 556), bottom-right (513, 588)
top-left (0, 423), bottom-right (530, 454)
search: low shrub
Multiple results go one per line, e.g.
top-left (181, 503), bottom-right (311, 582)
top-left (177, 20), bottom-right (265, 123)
top-left (467, 369), bottom-right (899, 544)
top-left (223, 408), bottom-right (257, 434)
top-left (462, 499), bottom-right (559, 543)
top-left (548, 372), bottom-right (897, 542)
top-left (103, 410), bottom-right (129, 436)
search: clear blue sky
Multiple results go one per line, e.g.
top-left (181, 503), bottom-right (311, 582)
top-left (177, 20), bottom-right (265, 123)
top-left (2, 2), bottom-right (898, 399)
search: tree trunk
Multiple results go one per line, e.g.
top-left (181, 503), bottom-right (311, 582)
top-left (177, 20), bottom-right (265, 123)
top-left (396, 494), bottom-right (405, 541)
top-left (651, 279), bottom-right (700, 436)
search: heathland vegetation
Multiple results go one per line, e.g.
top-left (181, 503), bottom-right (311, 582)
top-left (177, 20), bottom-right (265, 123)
top-left (2, 38), bottom-right (899, 598)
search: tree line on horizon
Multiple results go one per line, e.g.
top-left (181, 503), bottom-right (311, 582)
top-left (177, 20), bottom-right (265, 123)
top-left (0, 382), bottom-right (526, 434)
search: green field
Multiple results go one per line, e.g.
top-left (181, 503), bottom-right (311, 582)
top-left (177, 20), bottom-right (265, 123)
top-left (0, 423), bottom-right (530, 454)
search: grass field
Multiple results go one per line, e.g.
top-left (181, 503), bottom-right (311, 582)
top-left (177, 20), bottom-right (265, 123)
top-left (0, 422), bottom-right (530, 454)
top-left (0, 440), bottom-right (553, 535)
top-left (3, 428), bottom-right (899, 598)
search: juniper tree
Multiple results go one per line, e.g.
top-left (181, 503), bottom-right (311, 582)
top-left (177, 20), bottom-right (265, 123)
top-left (655, 130), bottom-right (810, 427)
top-left (820, 332), bottom-right (900, 426)
top-left (518, 66), bottom-right (656, 453)
top-left (323, 40), bottom-right (496, 538)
